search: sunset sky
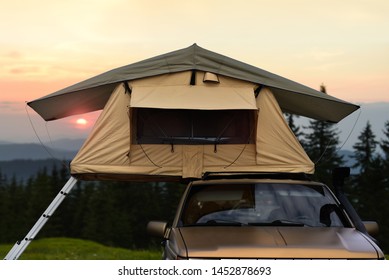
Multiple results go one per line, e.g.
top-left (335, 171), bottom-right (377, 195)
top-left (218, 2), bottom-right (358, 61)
top-left (1, 0), bottom-right (389, 143)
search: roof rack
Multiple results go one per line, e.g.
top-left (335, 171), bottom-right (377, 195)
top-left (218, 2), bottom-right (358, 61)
top-left (201, 172), bottom-right (312, 181)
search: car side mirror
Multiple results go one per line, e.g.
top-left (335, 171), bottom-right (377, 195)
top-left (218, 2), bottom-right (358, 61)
top-left (147, 221), bottom-right (168, 238)
top-left (363, 221), bottom-right (379, 237)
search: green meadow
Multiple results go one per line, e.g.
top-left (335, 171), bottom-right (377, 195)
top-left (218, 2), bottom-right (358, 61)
top-left (0, 237), bottom-right (162, 260)
top-left (1, 237), bottom-right (388, 260)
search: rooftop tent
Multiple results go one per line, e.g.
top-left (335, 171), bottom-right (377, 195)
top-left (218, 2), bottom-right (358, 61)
top-left (26, 44), bottom-right (360, 181)
top-left (70, 71), bottom-right (314, 181)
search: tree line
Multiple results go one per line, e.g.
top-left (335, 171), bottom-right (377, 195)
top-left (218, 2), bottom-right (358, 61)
top-left (287, 85), bottom-right (389, 252)
top-left (0, 166), bottom-right (184, 250)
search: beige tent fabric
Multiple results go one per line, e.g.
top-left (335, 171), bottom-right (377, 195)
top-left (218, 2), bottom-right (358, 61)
top-left (182, 146), bottom-right (203, 178)
top-left (71, 84), bottom-right (131, 169)
top-left (130, 86), bottom-right (257, 110)
top-left (256, 88), bottom-right (314, 173)
top-left (71, 74), bottom-right (314, 181)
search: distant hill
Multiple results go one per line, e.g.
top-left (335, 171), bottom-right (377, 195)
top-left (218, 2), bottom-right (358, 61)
top-left (0, 140), bottom-right (81, 181)
top-left (0, 140), bottom-right (83, 161)
top-left (0, 146), bottom-right (358, 183)
top-left (0, 159), bottom-right (70, 182)
top-left (3, 102), bottom-right (386, 183)
top-left (296, 102), bottom-right (389, 152)
top-left (45, 138), bottom-right (86, 151)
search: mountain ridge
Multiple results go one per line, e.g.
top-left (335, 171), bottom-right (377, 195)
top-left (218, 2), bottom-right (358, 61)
top-left (0, 143), bottom-right (78, 161)
top-left (0, 140), bottom-right (357, 181)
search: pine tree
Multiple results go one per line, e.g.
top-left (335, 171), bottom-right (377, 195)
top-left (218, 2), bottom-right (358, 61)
top-left (352, 121), bottom-right (378, 173)
top-left (0, 171), bottom-right (9, 242)
top-left (377, 120), bottom-right (389, 251)
top-left (379, 120), bottom-right (389, 200)
top-left (24, 168), bottom-right (55, 239)
top-left (380, 121), bottom-right (389, 164)
top-left (303, 84), bottom-right (344, 185)
top-left (3, 176), bottom-right (29, 242)
top-left (349, 120), bottom-right (389, 251)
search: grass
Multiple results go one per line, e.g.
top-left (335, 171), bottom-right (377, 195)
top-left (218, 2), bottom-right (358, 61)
top-left (0, 237), bottom-right (162, 260)
top-left (1, 237), bottom-right (388, 260)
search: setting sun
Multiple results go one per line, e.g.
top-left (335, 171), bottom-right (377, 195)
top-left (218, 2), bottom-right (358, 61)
top-left (76, 118), bottom-right (88, 126)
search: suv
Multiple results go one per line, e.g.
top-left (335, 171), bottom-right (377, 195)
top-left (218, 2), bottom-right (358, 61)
top-left (148, 172), bottom-right (384, 259)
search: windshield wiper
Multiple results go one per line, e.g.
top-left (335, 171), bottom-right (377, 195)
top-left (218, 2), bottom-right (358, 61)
top-left (185, 219), bottom-right (310, 227)
top-left (185, 219), bottom-right (246, 227)
top-left (249, 220), bottom-right (306, 227)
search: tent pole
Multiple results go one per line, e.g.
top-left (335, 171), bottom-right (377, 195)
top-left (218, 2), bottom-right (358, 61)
top-left (4, 176), bottom-right (78, 260)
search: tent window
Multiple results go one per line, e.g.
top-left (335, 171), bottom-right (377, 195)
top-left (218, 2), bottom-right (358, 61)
top-left (134, 108), bottom-right (255, 144)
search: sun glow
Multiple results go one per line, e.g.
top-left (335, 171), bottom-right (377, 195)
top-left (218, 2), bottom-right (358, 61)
top-left (76, 118), bottom-right (88, 126)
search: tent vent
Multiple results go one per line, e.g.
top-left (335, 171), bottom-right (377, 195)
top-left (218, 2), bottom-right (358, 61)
top-left (124, 82), bottom-right (132, 94)
top-left (190, 70), bottom-right (196, 85)
top-left (254, 84), bottom-right (263, 97)
top-left (203, 72), bottom-right (219, 83)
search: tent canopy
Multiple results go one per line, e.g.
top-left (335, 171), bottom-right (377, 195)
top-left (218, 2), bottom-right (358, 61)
top-left (27, 44), bottom-right (359, 123)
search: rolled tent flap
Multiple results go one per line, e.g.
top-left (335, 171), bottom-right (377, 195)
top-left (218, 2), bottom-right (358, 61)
top-left (129, 70), bottom-right (257, 110)
top-left (130, 86), bottom-right (257, 110)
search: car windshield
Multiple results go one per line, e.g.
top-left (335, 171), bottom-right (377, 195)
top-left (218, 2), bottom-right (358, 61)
top-left (180, 182), bottom-right (349, 227)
